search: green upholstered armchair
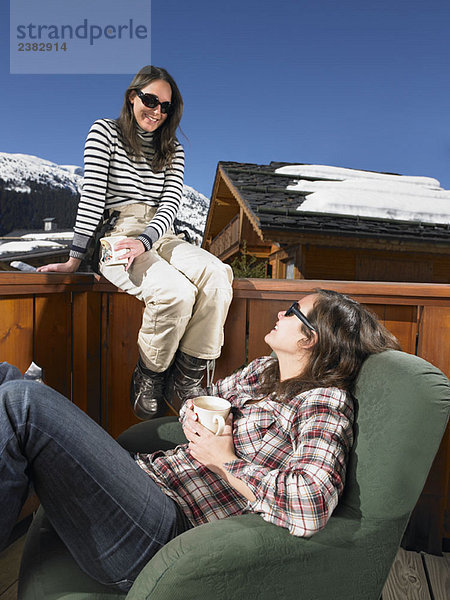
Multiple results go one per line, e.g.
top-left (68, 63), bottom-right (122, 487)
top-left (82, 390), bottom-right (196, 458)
top-left (18, 350), bottom-right (450, 600)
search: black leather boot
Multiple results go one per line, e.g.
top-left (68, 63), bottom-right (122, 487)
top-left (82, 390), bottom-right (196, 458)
top-left (130, 357), bottom-right (167, 420)
top-left (164, 350), bottom-right (213, 414)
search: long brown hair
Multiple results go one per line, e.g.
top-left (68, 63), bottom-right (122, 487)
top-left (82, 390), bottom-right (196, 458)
top-left (260, 289), bottom-right (401, 399)
top-left (117, 65), bottom-right (184, 172)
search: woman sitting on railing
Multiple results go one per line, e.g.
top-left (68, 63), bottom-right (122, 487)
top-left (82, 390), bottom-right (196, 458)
top-left (0, 289), bottom-right (399, 592)
top-left (37, 65), bottom-right (233, 421)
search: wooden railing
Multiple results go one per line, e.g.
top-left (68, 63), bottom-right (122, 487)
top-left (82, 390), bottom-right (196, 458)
top-left (1, 273), bottom-right (449, 551)
top-left (208, 213), bottom-right (240, 259)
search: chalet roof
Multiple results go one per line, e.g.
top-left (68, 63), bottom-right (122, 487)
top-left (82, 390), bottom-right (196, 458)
top-left (219, 161), bottom-right (450, 243)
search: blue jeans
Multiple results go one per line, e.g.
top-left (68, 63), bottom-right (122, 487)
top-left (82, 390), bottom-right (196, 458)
top-left (0, 377), bottom-right (182, 591)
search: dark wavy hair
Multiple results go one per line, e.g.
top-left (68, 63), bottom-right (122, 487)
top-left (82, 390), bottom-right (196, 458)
top-left (260, 289), bottom-right (401, 399)
top-left (117, 65), bottom-right (184, 172)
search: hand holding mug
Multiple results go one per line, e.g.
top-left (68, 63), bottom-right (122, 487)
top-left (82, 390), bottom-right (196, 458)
top-left (101, 237), bottom-right (146, 271)
top-left (192, 396), bottom-right (231, 435)
top-left (184, 398), bottom-right (236, 474)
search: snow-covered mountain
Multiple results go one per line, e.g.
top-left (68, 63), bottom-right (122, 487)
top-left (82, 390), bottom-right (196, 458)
top-left (0, 152), bottom-right (210, 244)
top-left (0, 152), bottom-right (83, 195)
top-left (174, 184), bottom-right (210, 243)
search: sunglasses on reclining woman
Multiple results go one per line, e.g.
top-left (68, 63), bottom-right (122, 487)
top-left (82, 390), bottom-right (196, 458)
top-left (136, 90), bottom-right (172, 114)
top-left (285, 302), bottom-right (317, 332)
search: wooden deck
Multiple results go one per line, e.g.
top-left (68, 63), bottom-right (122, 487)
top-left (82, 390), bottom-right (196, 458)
top-left (0, 535), bottom-right (448, 600)
top-left (383, 548), bottom-right (450, 600)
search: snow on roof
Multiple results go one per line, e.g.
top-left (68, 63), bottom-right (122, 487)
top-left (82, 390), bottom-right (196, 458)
top-left (0, 240), bottom-right (66, 256)
top-left (21, 231), bottom-right (73, 241)
top-left (275, 165), bottom-right (450, 225)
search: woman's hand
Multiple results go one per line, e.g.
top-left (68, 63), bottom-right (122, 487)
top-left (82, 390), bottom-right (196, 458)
top-left (37, 257), bottom-right (81, 273)
top-left (183, 400), bottom-right (237, 476)
top-left (183, 400), bottom-right (257, 502)
top-left (114, 238), bottom-right (146, 271)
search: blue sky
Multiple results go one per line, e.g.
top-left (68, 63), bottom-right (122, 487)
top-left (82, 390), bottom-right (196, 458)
top-left (1, 0), bottom-right (449, 197)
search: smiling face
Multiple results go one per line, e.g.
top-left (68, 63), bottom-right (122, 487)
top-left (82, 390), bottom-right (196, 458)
top-left (264, 293), bottom-right (318, 356)
top-left (129, 79), bottom-right (172, 133)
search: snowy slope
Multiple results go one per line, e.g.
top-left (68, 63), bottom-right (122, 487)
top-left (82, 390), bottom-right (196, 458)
top-left (175, 184), bottom-right (209, 243)
top-left (0, 152), bottom-right (82, 194)
top-left (275, 164), bottom-right (450, 225)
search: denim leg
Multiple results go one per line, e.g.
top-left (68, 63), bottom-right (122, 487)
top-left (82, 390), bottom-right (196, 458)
top-left (0, 380), bottom-right (178, 591)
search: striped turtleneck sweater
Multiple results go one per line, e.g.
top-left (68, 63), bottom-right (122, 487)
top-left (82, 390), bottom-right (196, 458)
top-left (70, 118), bottom-right (185, 259)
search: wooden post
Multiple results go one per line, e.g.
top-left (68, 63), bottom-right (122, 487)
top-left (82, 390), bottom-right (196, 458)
top-left (72, 291), bottom-right (102, 422)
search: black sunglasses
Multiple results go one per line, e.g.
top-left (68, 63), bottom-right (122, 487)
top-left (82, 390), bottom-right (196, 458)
top-left (136, 90), bottom-right (172, 114)
top-left (285, 302), bottom-right (317, 332)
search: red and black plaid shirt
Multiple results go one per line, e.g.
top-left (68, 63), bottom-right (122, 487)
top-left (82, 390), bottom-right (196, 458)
top-left (135, 357), bottom-right (354, 537)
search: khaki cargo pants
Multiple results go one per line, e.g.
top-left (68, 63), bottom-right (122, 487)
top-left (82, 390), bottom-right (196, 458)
top-left (99, 204), bottom-right (233, 372)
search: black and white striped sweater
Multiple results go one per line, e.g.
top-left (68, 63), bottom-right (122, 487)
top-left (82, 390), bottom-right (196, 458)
top-left (70, 118), bottom-right (185, 259)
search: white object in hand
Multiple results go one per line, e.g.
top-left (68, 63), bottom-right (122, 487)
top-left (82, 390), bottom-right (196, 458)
top-left (192, 396), bottom-right (231, 435)
top-left (100, 236), bottom-right (128, 265)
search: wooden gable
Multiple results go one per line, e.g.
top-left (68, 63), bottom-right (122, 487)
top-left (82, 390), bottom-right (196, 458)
top-left (203, 165), bottom-right (272, 262)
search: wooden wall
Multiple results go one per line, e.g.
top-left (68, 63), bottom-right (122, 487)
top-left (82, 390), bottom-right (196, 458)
top-left (268, 243), bottom-right (450, 283)
top-left (301, 245), bottom-right (450, 283)
top-left (0, 273), bottom-right (449, 552)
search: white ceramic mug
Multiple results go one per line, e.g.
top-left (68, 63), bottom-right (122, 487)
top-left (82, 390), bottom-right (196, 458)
top-left (100, 236), bottom-right (128, 266)
top-left (192, 396), bottom-right (231, 435)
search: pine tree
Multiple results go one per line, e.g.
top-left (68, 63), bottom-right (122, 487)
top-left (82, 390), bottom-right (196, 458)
top-left (230, 240), bottom-right (267, 278)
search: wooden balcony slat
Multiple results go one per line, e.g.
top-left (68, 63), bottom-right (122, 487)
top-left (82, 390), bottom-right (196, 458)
top-left (213, 296), bottom-right (247, 381)
top-left (382, 304), bottom-right (419, 355)
top-left (247, 298), bottom-right (285, 362)
top-left (0, 296), bottom-right (34, 373)
top-left (418, 306), bottom-right (450, 376)
top-left (34, 294), bottom-right (72, 398)
top-left (72, 291), bottom-right (103, 421)
top-left (103, 292), bottom-right (142, 435)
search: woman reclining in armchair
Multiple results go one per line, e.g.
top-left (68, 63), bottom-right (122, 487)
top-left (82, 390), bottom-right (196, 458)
top-left (0, 289), bottom-right (399, 592)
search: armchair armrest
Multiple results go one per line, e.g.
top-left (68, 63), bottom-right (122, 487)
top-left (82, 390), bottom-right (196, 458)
top-left (116, 416), bottom-right (186, 453)
top-left (127, 514), bottom-right (283, 599)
